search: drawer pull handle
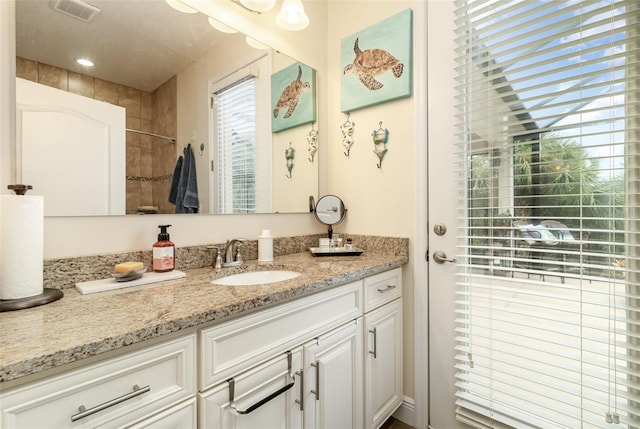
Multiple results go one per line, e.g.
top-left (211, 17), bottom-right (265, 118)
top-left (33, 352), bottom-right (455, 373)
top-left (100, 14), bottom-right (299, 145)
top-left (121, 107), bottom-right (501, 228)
top-left (377, 284), bottom-right (396, 294)
top-left (310, 361), bottom-right (320, 400)
top-left (229, 379), bottom-right (295, 415)
top-left (369, 327), bottom-right (377, 358)
top-left (228, 351), bottom-right (295, 415)
top-left (71, 384), bottom-right (150, 422)
top-left (294, 370), bottom-right (304, 411)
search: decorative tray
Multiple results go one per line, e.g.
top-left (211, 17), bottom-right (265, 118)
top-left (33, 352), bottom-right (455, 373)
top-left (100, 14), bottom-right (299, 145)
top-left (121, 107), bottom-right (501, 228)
top-left (309, 247), bottom-right (364, 257)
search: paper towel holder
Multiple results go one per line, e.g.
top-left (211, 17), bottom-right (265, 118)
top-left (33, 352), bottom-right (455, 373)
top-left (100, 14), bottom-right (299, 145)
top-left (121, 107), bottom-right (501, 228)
top-left (0, 184), bottom-right (63, 312)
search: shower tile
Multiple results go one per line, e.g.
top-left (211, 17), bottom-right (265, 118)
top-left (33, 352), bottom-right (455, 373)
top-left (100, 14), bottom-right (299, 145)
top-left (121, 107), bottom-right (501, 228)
top-left (126, 144), bottom-right (141, 176)
top-left (68, 72), bottom-right (94, 98)
top-left (16, 57), bottom-right (38, 82)
top-left (141, 92), bottom-right (152, 121)
top-left (95, 79), bottom-right (119, 105)
top-left (38, 63), bottom-right (67, 90)
top-left (119, 86), bottom-right (141, 118)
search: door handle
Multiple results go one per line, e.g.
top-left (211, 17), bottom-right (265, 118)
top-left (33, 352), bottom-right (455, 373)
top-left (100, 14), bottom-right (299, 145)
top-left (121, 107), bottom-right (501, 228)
top-left (433, 251), bottom-right (456, 264)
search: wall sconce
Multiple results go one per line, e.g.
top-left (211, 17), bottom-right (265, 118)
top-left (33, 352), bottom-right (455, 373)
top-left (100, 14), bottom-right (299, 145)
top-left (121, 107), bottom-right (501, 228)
top-left (276, 0), bottom-right (309, 31)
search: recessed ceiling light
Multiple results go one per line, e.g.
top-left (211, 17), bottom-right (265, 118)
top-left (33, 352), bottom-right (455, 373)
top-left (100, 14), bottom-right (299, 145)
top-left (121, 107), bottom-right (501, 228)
top-left (75, 57), bottom-right (95, 67)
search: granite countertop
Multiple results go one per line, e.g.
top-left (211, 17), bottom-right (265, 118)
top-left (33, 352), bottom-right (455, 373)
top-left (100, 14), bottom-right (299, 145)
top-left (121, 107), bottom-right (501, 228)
top-left (0, 251), bottom-right (407, 384)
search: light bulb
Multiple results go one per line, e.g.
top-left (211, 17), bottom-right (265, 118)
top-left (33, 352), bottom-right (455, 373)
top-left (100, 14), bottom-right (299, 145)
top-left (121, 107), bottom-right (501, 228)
top-left (208, 17), bottom-right (238, 34)
top-left (164, 0), bottom-right (197, 13)
top-left (276, 0), bottom-right (309, 31)
top-left (245, 36), bottom-right (269, 50)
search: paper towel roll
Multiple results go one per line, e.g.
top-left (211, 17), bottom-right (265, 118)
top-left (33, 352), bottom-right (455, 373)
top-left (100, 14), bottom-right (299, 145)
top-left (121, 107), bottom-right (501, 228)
top-left (0, 195), bottom-right (44, 299)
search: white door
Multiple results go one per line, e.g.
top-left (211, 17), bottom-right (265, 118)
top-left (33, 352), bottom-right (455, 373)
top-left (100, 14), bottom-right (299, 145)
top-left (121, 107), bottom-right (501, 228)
top-left (424, 1), bottom-right (639, 428)
top-left (199, 349), bottom-right (303, 429)
top-left (303, 320), bottom-right (363, 429)
top-left (424, 2), bottom-right (463, 429)
top-left (15, 78), bottom-right (126, 216)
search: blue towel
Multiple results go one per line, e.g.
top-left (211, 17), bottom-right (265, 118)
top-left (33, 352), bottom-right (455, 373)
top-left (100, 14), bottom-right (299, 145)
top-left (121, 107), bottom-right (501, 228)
top-left (168, 155), bottom-right (183, 205)
top-left (173, 144), bottom-right (199, 213)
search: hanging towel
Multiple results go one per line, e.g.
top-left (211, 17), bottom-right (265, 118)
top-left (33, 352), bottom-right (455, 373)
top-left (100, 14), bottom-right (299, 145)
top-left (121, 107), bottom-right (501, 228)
top-left (168, 155), bottom-right (183, 205)
top-left (174, 143), bottom-right (199, 213)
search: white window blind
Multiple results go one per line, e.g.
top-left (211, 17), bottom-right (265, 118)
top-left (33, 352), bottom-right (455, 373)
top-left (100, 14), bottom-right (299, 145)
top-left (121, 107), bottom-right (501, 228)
top-left (454, 1), bottom-right (639, 428)
top-left (215, 77), bottom-right (257, 214)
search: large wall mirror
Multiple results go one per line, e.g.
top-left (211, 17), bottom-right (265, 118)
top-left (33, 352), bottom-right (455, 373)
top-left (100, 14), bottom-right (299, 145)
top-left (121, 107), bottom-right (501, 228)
top-left (11, 0), bottom-right (319, 217)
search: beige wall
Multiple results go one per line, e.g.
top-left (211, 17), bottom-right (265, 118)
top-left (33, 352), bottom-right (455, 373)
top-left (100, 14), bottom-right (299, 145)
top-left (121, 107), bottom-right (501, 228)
top-left (325, 0), bottom-right (416, 405)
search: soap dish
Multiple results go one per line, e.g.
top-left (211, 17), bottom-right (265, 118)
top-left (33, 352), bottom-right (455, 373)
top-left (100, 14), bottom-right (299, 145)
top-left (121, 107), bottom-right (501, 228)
top-left (112, 268), bottom-right (146, 282)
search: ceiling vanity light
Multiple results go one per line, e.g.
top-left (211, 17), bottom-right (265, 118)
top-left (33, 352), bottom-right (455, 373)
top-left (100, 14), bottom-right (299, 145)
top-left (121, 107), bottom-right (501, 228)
top-left (276, 0), bottom-right (309, 31)
top-left (245, 36), bottom-right (269, 50)
top-left (208, 17), bottom-right (238, 33)
top-left (238, 0), bottom-right (276, 13)
top-left (164, 0), bottom-right (198, 14)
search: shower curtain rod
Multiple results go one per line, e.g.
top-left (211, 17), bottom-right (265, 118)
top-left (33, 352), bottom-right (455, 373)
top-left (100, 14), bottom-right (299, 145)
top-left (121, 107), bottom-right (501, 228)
top-left (126, 129), bottom-right (176, 143)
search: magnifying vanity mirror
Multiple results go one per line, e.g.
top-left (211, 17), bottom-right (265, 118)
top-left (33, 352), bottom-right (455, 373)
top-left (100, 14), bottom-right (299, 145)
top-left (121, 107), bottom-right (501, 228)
top-left (10, 0), bottom-right (319, 217)
top-left (312, 195), bottom-right (346, 239)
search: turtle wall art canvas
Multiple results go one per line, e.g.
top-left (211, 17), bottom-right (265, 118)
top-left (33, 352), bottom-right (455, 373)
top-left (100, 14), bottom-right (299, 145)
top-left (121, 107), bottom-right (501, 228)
top-left (271, 62), bottom-right (317, 133)
top-left (341, 8), bottom-right (413, 112)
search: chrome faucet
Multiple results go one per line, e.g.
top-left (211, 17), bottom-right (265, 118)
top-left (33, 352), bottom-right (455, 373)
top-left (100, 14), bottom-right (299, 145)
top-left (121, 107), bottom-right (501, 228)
top-left (223, 238), bottom-right (246, 267)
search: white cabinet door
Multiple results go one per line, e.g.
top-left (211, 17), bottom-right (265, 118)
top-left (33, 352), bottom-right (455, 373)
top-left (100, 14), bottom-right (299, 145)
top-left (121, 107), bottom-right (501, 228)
top-left (364, 299), bottom-right (403, 429)
top-left (199, 348), bottom-right (303, 429)
top-left (304, 319), bottom-right (363, 429)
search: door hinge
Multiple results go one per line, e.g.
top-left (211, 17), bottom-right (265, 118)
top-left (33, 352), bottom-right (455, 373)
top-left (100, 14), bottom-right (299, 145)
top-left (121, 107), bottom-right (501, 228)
top-left (425, 248), bottom-right (429, 262)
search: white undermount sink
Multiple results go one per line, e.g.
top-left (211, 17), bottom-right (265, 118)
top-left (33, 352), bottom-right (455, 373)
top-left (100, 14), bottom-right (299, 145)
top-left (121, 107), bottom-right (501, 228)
top-left (211, 270), bottom-right (301, 286)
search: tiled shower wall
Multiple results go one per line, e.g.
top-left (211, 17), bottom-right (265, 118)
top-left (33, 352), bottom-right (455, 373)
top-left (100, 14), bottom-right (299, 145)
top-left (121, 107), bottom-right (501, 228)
top-left (15, 58), bottom-right (177, 214)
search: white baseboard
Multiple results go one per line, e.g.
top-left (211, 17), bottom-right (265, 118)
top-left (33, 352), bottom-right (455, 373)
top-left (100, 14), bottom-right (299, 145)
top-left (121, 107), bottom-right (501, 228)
top-left (393, 396), bottom-right (416, 427)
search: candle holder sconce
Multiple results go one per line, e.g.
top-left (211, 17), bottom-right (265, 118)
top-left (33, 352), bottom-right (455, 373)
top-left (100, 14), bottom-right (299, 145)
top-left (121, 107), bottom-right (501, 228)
top-left (372, 121), bottom-right (389, 168)
top-left (307, 123), bottom-right (318, 162)
top-left (285, 142), bottom-right (295, 179)
top-left (341, 113), bottom-right (355, 157)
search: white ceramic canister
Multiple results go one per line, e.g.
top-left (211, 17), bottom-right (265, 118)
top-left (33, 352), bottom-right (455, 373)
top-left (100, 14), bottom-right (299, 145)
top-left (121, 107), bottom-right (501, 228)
top-left (258, 229), bottom-right (273, 262)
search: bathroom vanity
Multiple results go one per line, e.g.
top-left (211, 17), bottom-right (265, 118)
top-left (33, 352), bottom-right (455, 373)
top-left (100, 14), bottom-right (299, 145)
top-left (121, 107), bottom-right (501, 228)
top-left (0, 250), bottom-right (406, 428)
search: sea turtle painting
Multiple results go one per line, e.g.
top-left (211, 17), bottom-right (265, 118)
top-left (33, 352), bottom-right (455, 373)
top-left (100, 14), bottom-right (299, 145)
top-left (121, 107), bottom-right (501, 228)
top-left (273, 65), bottom-right (311, 118)
top-left (343, 37), bottom-right (404, 90)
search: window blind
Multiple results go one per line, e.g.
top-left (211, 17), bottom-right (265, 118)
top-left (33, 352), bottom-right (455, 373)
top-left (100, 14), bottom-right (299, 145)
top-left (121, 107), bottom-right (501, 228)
top-left (215, 77), bottom-right (257, 214)
top-left (454, 1), bottom-right (639, 428)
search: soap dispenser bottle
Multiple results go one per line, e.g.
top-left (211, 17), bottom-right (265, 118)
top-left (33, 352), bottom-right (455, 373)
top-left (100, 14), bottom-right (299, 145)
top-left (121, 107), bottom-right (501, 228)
top-left (153, 225), bottom-right (175, 272)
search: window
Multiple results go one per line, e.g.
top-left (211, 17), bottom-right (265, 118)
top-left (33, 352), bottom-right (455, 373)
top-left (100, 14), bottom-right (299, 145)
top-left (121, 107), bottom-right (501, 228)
top-left (455, 0), bottom-right (639, 427)
top-left (214, 77), bottom-right (257, 214)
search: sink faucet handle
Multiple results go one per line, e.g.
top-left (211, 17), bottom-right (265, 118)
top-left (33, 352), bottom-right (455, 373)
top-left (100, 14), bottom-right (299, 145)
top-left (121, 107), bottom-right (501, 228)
top-left (215, 246), bottom-right (223, 269)
top-left (235, 244), bottom-right (244, 264)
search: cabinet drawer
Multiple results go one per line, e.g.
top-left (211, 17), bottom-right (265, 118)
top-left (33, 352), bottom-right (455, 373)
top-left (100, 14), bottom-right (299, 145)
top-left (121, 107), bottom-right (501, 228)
top-left (0, 335), bottom-right (196, 429)
top-left (128, 398), bottom-right (197, 429)
top-left (363, 268), bottom-right (402, 312)
top-left (200, 280), bottom-right (362, 390)
top-left (199, 349), bottom-right (303, 429)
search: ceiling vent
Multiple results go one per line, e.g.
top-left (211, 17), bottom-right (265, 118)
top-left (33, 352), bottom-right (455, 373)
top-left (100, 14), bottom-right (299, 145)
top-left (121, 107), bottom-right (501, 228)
top-left (49, 0), bottom-right (101, 22)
